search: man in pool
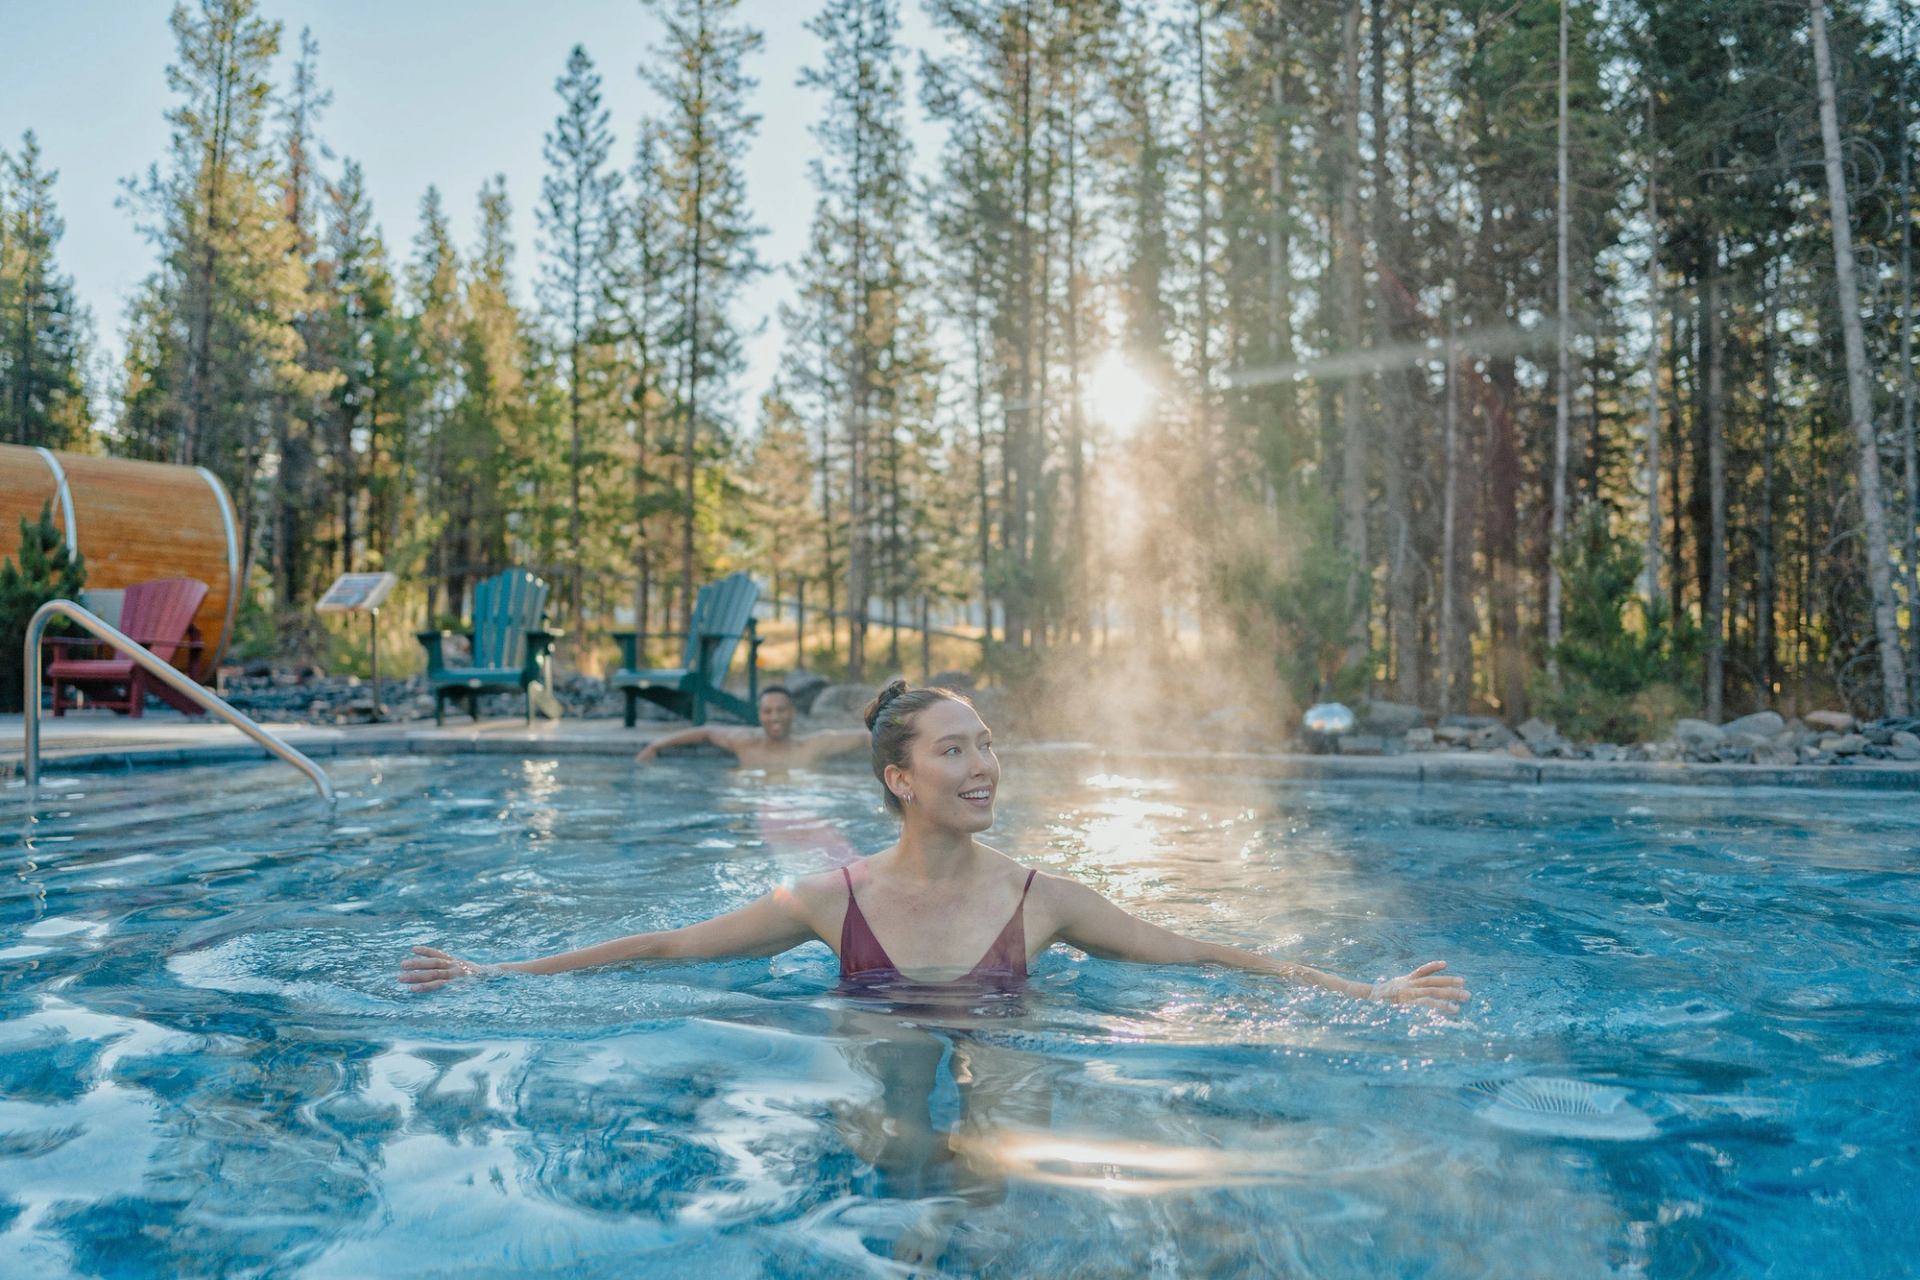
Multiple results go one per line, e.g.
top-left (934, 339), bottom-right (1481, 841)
top-left (633, 685), bottom-right (868, 770)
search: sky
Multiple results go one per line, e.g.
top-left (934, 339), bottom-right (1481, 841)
top-left (0, 0), bottom-right (948, 428)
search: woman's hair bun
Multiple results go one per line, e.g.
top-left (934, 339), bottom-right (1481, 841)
top-left (862, 678), bottom-right (911, 731)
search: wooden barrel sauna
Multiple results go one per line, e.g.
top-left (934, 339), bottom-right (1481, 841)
top-left (0, 444), bottom-right (238, 681)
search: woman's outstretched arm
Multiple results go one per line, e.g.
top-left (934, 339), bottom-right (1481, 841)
top-left (1044, 877), bottom-right (1469, 1012)
top-left (398, 886), bottom-right (818, 992)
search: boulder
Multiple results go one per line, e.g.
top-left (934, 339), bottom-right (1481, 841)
top-left (1336, 733), bottom-right (1393, 756)
top-left (1505, 741), bottom-right (1535, 759)
top-left (1433, 724), bottom-right (1474, 745)
top-left (810, 683), bottom-right (881, 722)
top-left (1404, 727), bottom-right (1437, 750)
top-left (781, 670), bottom-right (831, 712)
top-left (1820, 733), bottom-right (1869, 755)
top-left (1589, 743), bottom-right (1623, 763)
top-left (1517, 717), bottom-right (1560, 746)
top-left (1359, 700), bottom-right (1424, 736)
top-left (1888, 730), bottom-right (1920, 762)
top-left (1671, 719), bottom-right (1726, 750)
top-left (1751, 744), bottom-right (1797, 767)
top-left (1804, 709), bottom-right (1855, 733)
top-left (1470, 722), bottom-right (1519, 751)
top-left (1721, 711), bottom-right (1785, 741)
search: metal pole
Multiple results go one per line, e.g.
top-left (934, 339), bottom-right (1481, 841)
top-left (369, 607), bottom-right (383, 721)
top-left (25, 599), bottom-right (335, 801)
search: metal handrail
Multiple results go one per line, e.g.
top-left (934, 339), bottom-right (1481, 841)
top-left (23, 599), bottom-right (335, 801)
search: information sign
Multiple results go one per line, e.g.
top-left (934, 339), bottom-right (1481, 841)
top-left (316, 572), bottom-right (398, 614)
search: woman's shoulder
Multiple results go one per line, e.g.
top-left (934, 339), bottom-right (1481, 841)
top-left (976, 846), bottom-right (1082, 898)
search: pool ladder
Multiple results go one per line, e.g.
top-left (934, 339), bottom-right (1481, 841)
top-left (22, 599), bottom-right (336, 801)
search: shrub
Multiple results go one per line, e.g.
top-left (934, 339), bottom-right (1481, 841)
top-left (0, 501), bottom-right (87, 712)
top-left (1532, 504), bottom-right (1700, 742)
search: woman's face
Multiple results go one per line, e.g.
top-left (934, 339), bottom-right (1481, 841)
top-left (891, 699), bottom-right (999, 833)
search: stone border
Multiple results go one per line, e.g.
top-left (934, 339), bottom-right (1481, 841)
top-left (7, 731), bottom-right (1920, 791)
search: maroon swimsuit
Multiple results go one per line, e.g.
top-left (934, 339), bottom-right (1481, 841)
top-left (838, 866), bottom-right (1037, 985)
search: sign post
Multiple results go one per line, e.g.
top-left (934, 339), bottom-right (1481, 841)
top-left (316, 572), bottom-right (399, 721)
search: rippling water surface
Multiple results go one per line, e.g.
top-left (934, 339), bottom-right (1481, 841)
top-left (1, 756), bottom-right (1916, 1277)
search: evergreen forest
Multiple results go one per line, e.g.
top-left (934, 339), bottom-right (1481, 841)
top-left (3, 0), bottom-right (1918, 732)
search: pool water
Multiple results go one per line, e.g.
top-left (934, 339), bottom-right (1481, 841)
top-left (1, 756), bottom-right (1916, 1277)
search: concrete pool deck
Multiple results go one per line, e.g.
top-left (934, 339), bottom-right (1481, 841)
top-left (5, 708), bottom-right (1920, 791)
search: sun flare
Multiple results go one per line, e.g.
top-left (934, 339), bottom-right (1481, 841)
top-left (1085, 351), bottom-right (1156, 437)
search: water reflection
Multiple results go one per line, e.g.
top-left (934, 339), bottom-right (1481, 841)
top-left (1, 759), bottom-right (1917, 1275)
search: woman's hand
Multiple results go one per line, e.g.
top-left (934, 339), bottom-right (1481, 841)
top-left (398, 945), bottom-right (501, 993)
top-left (1368, 960), bottom-right (1470, 1013)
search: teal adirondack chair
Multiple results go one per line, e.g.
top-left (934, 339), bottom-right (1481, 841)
top-left (611, 573), bottom-right (762, 727)
top-left (417, 568), bottom-right (565, 725)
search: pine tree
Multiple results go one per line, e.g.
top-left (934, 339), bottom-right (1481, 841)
top-left (644, 0), bottom-right (765, 632)
top-left (0, 132), bottom-right (93, 448)
top-left (539, 44), bottom-right (620, 633)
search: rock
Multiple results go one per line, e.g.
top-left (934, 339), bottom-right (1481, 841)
top-left (1589, 743), bottom-right (1623, 763)
top-left (1506, 741), bottom-right (1535, 759)
top-left (1821, 733), bottom-right (1869, 755)
top-left (810, 683), bottom-right (881, 722)
top-left (1721, 711), bottom-right (1784, 741)
top-left (1359, 700), bottom-right (1424, 736)
top-left (1433, 724), bottom-right (1474, 745)
top-left (1439, 713), bottom-right (1501, 731)
top-left (1892, 730), bottom-right (1920, 751)
top-left (1404, 727), bottom-right (1437, 750)
top-left (1470, 722), bottom-right (1519, 751)
top-left (1751, 744), bottom-right (1796, 766)
top-left (776, 670), bottom-right (830, 712)
top-left (1336, 733), bottom-right (1393, 756)
top-left (1672, 719), bottom-right (1727, 750)
top-left (1517, 717), bottom-right (1559, 746)
top-left (1804, 709), bottom-right (1855, 733)
top-left (1889, 740), bottom-right (1920, 762)
top-left (1643, 740), bottom-right (1681, 762)
top-left (1863, 723), bottom-right (1895, 746)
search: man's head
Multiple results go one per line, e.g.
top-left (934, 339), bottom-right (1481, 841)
top-left (758, 686), bottom-right (796, 740)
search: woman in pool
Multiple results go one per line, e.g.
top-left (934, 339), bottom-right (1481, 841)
top-left (400, 681), bottom-right (1468, 1012)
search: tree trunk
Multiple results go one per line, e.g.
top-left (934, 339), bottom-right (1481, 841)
top-left (1337, 0), bottom-right (1369, 663)
top-left (1899, 0), bottom-right (1918, 705)
top-left (1704, 242), bottom-right (1727, 721)
top-left (1547, 0), bottom-right (1571, 656)
top-left (1644, 92), bottom-right (1663, 608)
top-left (1810, 0), bottom-right (1912, 714)
top-left (1759, 255), bottom-right (1780, 700)
top-left (1439, 302), bottom-right (1461, 716)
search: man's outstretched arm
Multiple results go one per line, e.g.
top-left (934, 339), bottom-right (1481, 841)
top-left (636, 725), bottom-right (732, 764)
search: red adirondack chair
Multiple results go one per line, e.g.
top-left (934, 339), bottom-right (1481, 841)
top-left (46, 578), bottom-right (210, 718)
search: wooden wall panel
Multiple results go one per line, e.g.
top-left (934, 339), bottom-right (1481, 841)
top-left (0, 445), bottom-right (237, 680)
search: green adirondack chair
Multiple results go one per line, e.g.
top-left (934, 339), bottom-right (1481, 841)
top-left (416, 568), bottom-right (565, 725)
top-left (611, 572), bottom-right (763, 727)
